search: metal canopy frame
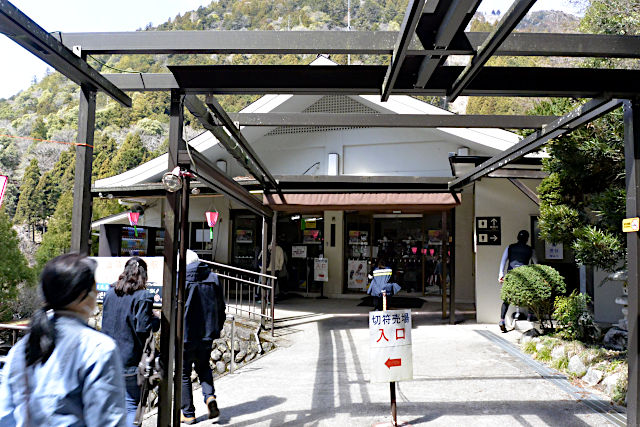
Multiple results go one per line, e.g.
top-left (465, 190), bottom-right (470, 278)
top-left (60, 30), bottom-right (640, 58)
top-left (228, 112), bottom-right (557, 129)
top-left (5, 0), bottom-right (640, 425)
top-left (0, 0), bottom-right (130, 106)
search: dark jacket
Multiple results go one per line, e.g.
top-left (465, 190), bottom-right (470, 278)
top-left (102, 287), bottom-right (159, 374)
top-left (184, 262), bottom-right (226, 347)
top-left (507, 242), bottom-right (534, 271)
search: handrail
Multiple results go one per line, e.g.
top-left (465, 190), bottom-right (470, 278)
top-left (215, 272), bottom-right (272, 289)
top-left (200, 259), bottom-right (277, 280)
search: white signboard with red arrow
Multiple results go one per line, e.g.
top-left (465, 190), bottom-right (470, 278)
top-left (369, 309), bottom-right (413, 383)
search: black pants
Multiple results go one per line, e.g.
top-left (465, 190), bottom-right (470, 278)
top-left (181, 343), bottom-right (215, 418)
top-left (373, 295), bottom-right (391, 311)
top-left (500, 301), bottom-right (509, 320)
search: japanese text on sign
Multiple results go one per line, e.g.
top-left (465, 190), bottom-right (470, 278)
top-left (369, 309), bottom-right (413, 383)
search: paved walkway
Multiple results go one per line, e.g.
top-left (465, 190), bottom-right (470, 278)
top-left (144, 297), bottom-right (624, 426)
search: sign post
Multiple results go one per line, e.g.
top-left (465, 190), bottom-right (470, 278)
top-left (370, 292), bottom-right (412, 426)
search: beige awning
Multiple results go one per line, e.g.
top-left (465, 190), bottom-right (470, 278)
top-left (263, 192), bottom-right (460, 212)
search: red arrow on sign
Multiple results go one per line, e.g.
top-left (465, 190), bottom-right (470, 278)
top-left (385, 358), bottom-right (402, 369)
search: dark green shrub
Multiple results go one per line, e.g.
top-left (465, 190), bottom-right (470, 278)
top-left (553, 290), bottom-right (599, 342)
top-left (500, 264), bottom-right (567, 330)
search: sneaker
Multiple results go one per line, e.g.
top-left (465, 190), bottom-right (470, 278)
top-left (206, 396), bottom-right (220, 419)
top-left (498, 320), bottom-right (507, 333)
top-left (180, 413), bottom-right (196, 425)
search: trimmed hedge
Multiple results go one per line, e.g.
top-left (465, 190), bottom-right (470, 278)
top-left (501, 264), bottom-right (566, 330)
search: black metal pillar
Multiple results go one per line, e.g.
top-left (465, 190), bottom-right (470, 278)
top-left (174, 175), bottom-right (189, 426)
top-left (449, 208), bottom-right (456, 325)
top-left (441, 211), bottom-right (448, 319)
top-left (159, 90), bottom-right (185, 427)
top-left (260, 216), bottom-right (268, 319)
top-left (270, 212), bottom-right (278, 318)
top-left (70, 84), bottom-right (96, 254)
top-left (624, 99), bottom-right (640, 426)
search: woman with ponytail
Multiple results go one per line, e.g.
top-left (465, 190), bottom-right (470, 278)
top-left (101, 257), bottom-right (159, 426)
top-left (0, 253), bottom-right (127, 426)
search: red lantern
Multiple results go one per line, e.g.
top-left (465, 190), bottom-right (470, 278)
top-left (421, 248), bottom-right (427, 255)
top-left (411, 247), bottom-right (417, 254)
top-left (205, 211), bottom-right (219, 240)
top-left (429, 248), bottom-right (435, 256)
top-left (127, 212), bottom-right (140, 237)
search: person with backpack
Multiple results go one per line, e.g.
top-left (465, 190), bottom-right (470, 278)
top-left (367, 258), bottom-right (401, 311)
top-left (0, 254), bottom-right (127, 426)
top-left (102, 257), bottom-right (159, 426)
top-left (180, 250), bottom-right (226, 424)
top-left (498, 230), bottom-right (537, 332)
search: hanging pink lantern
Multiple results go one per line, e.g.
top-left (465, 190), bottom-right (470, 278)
top-left (421, 248), bottom-right (427, 255)
top-left (411, 247), bottom-right (417, 254)
top-left (429, 248), bottom-right (435, 256)
top-left (205, 211), bottom-right (220, 240)
top-left (128, 212), bottom-right (140, 237)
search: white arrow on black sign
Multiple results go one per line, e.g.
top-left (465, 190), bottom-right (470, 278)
top-left (490, 235), bottom-right (498, 242)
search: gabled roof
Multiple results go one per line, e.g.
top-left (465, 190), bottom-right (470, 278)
top-left (94, 57), bottom-right (522, 189)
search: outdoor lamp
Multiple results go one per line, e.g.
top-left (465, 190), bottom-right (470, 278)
top-left (162, 166), bottom-right (196, 192)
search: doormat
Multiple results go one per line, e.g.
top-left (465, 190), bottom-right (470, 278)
top-left (357, 296), bottom-right (424, 309)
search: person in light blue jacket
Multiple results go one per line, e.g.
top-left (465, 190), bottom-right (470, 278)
top-left (0, 253), bottom-right (127, 427)
top-left (367, 258), bottom-right (401, 311)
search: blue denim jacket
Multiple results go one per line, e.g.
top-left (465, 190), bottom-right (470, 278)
top-left (0, 314), bottom-right (127, 427)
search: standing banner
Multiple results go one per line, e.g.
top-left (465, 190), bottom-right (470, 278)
top-left (313, 258), bottom-right (328, 281)
top-left (347, 259), bottom-right (368, 289)
top-left (369, 309), bottom-right (413, 383)
top-left (91, 257), bottom-right (164, 307)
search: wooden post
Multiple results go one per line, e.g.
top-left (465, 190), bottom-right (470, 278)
top-left (70, 84), bottom-right (96, 254)
top-left (260, 216), bottom-right (268, 321)
top-left (270, 211), bottom-right (278, 333)
top-left (449, 208), bottom-right (456, 325)
top-left (159, 90), bottom-right (184, 427)
top-left (624, 99), bottom-right (640, 426)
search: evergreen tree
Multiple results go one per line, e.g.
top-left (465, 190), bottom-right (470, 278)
top-left (110, 132), bottom-right (150, 175)
top-left (35, 191), bottom-right (73, 271)
top-left (0, 208), bottom-right (34, 321)
top-left (14, 158), bottom-right (42, 240)
top-left (30, 116), bottom-right (48, 140)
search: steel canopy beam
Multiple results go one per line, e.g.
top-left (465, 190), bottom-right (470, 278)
top-left (204, 95), bottom-right (280, 193)
top-left (228, 112), bottom-right (558, 129)
top-left (182, 148), bottom-right (273, 218)
top-left (449, 98), bottom-right (624, 189)
top-left (415, 0), bottom-right (481, 88)
top-left (0, 0), bottom-right (130, 107)
top-left (183, 94), bottom-right (271, 190)
top-left (60, 30), bottom-right (640, 58)
top-left (115, 66), bottom-right (640, 98)
top-left (381, 0), bottom-right (426, 102)
top-left (447, 0), bottom-right (536, 102)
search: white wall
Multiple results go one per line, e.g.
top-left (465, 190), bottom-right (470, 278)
top-left (454, 187), bottom-right (475, 303)
top-left (254, 128), bottom-right (464, 178)
top-left (474, 179), bottom-right (541, 323)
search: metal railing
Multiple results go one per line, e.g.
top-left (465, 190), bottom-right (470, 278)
top-left (200, 260), bottom-right (276, 335)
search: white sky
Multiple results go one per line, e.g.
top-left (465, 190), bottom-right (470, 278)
top-left (0, 0), bottom-right (585, 99)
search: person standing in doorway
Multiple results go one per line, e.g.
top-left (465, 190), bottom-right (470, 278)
top-left (180, 250), bottom-right (226, 424)
top-left (367, 258), bottom-right (400, 311)
top-left (498, 230), bottom-right (537, 332)
top-left (102, 257), bottom-right (159, 426)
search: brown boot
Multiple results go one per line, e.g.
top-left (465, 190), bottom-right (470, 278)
top-left (206, 396), bottom-right (220, 419)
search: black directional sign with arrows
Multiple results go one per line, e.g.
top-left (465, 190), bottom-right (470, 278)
top-left (476, 216), bottom-right (501, 246)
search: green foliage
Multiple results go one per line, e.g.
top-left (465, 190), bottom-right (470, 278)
top-left (0, 209), bottom-right (34, 322)
top-left (35, 192), bottom-right (73, 271)
top-left (523, 340), bottom-right (537, 354)
top-left (572, 226), bottom-right (624, 271)
top-left (501, 264), bottom-right (567, 330)
top-left (110, 132), bottom-right (150, 175)
top-left (538, 203), bottom-right (580, 245)
top-left (551, 356), bottom-right (569, 371)
top-left (553, 290), bottom-right (596, 342)
top-left (14, 158), bottom-right (42, 235)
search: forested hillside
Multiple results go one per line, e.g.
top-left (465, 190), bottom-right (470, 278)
top-left (0, 0), bottom-right (608, 270)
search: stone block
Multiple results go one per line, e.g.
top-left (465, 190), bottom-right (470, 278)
top-left (235, 350), bottom-right (246, 363)
top-left (215, 361), bottom-right (226, 374)
top-left (568, 355), bottom-right (586, 376)
top-left (550, 346), bottom-right (565, 360)
top-left (603, 372), bottom-right (623, 395)
top-left (222, 351), bottom-right (231, 363)
top-left (603, 328), bottom-right (628, 351)
top-left (211, 349), bottom-right (222, 362)
top-left (583, 368), bottom-right (603, 386)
